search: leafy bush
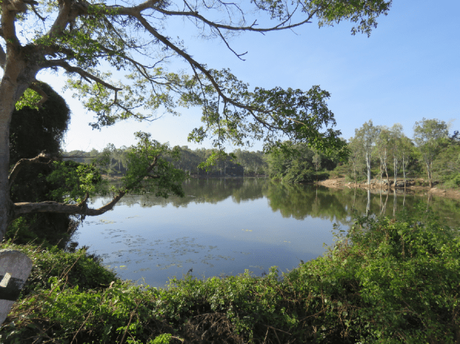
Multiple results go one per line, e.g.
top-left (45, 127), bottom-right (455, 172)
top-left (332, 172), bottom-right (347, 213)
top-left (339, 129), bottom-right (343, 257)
top-left (443, 173), bottom-right (460, 188)
top-left (0, 242), bottom-right (117, 296)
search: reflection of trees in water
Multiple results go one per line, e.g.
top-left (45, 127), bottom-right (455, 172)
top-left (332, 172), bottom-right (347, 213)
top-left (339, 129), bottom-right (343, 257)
top-left (264, 182), bottom-right (350, 223)
top-left (92, 179), bottom-right (460, 228)
top-left (264, 182), bottom-right (460, 228)
top-left (94, 178), bottom-right (265, 208)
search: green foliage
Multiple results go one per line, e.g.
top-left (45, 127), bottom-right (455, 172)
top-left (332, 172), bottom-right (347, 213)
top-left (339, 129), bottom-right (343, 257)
top-left (432, 137), bottom-right (460, 188)
top-left (305, 0), bottom-right (392, 36)
top-left (151, 333), bottom-right (172, 344)
top-left (14, 88), bottom-right (42, 111)
top-left (0, 242), bottom-right (117, 298)
top-left (5, 214), bottom-right (75, 248)
top-left (265, 141), bottom-right (338, 183)
top-left (119, 132), bottom-right (186, 198)
top-left (413, 118), bottom-right (449, 185)
top-left (443, 173), bottom-right (460, 188)
top-left (46, 161), bottom-right (105, 203)
top-left (64, 146), bottom-right (267, 177)
top-left (183, 71), bottom-right (347, 154)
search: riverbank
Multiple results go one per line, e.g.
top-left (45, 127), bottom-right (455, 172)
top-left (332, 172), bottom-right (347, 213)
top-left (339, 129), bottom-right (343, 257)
top-left (318, 177), bottom-right (460, 200)
top-left (1, 206), bottom-right (459, 343)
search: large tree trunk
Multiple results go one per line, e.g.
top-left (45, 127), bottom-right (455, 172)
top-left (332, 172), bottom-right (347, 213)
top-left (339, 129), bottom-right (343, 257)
top-left (0, 60), bottom-right (36, 241)
top-left (0, 84), bottom-right (20, 241)
top-left (0, 100), bottom-right (12, 242)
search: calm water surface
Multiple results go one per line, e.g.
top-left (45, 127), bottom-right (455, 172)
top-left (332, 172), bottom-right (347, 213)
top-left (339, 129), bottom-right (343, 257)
top-left (74, 178), bottom-right (460, 288)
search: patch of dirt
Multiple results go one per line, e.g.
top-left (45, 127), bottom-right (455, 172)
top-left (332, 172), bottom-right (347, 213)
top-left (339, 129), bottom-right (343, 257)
top-left (318, 178), bottom-right (460, 200)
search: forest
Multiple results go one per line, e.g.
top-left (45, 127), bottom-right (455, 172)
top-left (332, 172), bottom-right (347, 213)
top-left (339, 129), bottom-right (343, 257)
top-left (63, 118), bottom-right (460, 189)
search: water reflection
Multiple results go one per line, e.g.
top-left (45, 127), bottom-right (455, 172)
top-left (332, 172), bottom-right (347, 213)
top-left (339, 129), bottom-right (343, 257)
top-left (76, 179), bottom-right (460, 288)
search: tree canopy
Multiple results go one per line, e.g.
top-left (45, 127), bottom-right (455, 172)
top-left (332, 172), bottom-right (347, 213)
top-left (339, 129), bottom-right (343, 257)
top-left (0, 0), bottom-right (392, 240)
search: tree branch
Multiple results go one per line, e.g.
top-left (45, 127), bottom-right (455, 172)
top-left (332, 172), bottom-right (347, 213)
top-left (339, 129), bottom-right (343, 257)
top-left (8, 152), bottom-right (53, 189)
top-left (152, 5), bottom-right (315, 33)
top-left (12, 153), bottom-right (161, 219)
top-left (47, 0), bottom-right (80, 38)
top-left (29, 81), bottom-right (49, 108)
top-left (13, 192), bottom-right (126, 217)
top-left (45, 60), bottom-right (122, 92)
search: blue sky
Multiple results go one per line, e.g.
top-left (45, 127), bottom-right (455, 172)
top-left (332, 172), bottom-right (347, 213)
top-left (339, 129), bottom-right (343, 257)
top-left (58, 1), bottom-right (460, 152)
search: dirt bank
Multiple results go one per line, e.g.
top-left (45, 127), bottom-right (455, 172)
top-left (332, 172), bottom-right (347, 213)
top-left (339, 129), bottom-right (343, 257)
top-left (318, 178), bottom-right (460, 200)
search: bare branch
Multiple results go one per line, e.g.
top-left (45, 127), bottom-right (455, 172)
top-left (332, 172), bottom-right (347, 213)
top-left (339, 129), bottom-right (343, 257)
top-left (152, 6), bottom-right (315, 33)
top-left (214, 26), bottom-right (247, 61)
top-left (8, 152), bottom-right (54, 189)
top-left (45, 60), bottom-right (122, 92)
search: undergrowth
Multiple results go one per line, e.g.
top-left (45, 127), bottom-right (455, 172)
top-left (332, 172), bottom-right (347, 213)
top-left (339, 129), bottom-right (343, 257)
top-left (1, 204), bottom-right (459, 343)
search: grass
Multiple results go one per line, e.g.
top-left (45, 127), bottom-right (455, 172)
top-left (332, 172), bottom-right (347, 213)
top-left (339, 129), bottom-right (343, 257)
top-left (1, 204), bottom-right (459, 343)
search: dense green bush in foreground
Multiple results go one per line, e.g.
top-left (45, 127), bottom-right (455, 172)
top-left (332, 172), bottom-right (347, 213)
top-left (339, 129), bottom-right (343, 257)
top-left (1, 205), bottom-right (459, 343)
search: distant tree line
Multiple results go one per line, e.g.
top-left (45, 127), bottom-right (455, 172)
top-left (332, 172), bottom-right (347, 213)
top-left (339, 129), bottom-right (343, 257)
top-left (257, 117), bottom-right (459, 188)
top-left (64, 147), bottom-right (268, 177)
top-left (339, 118), bottom-right (459, 188)
top-left (64, 117), bottom-right (459, 189)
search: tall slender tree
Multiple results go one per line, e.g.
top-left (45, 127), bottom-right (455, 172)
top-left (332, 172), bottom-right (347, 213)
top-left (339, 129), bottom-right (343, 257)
top-left (413, 118), bottom-right (449, 188)
top-left (354, 120), bottom-right (380, 186)
top-left (388, 123), bottom-right (403, 186)
top-left (375, 125), bottom-right (390, 187)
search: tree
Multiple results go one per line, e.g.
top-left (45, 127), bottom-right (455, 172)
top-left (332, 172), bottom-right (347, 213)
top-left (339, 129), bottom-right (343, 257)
top-left (347, 136), bottom-right (364, 183)
top-left (354, 120), bottom-right (380, 186)
top-left (432, 129), bottom-right (460, 187)
top-left (374, 125), bottom-right (390, 186)
top-left (312, 150), bottom-right (322, 173)
top-left (413, 118), bottom-right (449, 187)
top-left (388, 123), bottom-right (403, 186)
top-left (399, 135), bottom-right (414, 189)
top-left (0, 0), bottom-right (392, 240)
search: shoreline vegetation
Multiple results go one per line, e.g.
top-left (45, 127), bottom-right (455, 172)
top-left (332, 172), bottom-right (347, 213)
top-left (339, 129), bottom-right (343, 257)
top-left (1, 204), bottom-right (459, 343)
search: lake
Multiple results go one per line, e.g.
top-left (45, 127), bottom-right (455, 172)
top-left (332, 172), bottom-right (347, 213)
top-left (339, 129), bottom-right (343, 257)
top-left (74, 178), bottom-right (460, 288)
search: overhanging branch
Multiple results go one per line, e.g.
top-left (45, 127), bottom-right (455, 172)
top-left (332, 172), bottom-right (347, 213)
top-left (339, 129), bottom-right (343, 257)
top-left (153, 5), bottom-right (315, 33)
top-left (11, 153), bottom-right (161, 220)
top-left (13, 191), bottom-right (126, 217)
top-left (45, 60), bottom-right (122, 92)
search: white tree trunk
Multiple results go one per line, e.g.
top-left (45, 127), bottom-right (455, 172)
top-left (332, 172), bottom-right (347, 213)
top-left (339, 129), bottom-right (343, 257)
top-left (393, 156), bottom-right (398, 186)
top-left (366, 151), bottom-right (372, 186)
